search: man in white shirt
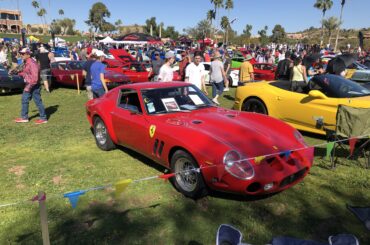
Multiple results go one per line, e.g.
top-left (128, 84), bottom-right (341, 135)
top-left (185, 51), bottom-right (208, 95)
top-left (0, 45), bottom-right (7, 65)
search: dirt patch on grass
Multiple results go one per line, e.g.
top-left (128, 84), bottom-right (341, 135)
top-left (8, 165), bottom-right (26, 176)
top-left (266, 202), bottom-right (287, 216)
top-left (16, 184), bottom-right (25, 189)
top-left (52, 175), bottom-right (63, 185)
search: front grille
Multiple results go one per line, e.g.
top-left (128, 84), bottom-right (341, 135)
top-left (279, 168), bottom-right (307, 188)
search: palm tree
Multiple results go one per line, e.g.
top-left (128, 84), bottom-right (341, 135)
top-left (314, 0), bottom-right (333, 47)
top-left (322, 16), bottom-right (340, 47)
top-left (211, 0), bottom-right (224, 34)
top-left (334, 0), bottom-right (345, 51)
top-left (220, 16), bottom-right (229, 43)
top-left (31, 0), bottom-right (39, 9)
top-left (58, 9), bottom-right (64, 16)
top-left (243, 24), bottom-right (253, 45)
top-left (224, 0), bottom-right (234, 45)
top-left (206, 9), bottom-right (215, 38)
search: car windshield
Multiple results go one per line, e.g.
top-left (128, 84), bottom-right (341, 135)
top-left (141, 85), bottom-right (213, 114)
top-left (311, 74), bottom-right (370, 98)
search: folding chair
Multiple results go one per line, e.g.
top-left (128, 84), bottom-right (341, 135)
top-left (324, 104), bottom-right (370, 169)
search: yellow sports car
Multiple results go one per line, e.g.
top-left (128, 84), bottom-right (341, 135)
top-left (233, 74), bottom-right (370, 135)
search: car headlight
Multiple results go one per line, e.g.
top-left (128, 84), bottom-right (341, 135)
top-left (294, 130), bottom-right (307, 146)
top-left (223, 150), bottom-right (254, 180)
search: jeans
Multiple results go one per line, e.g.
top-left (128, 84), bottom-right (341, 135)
top-left (212, 81), bottom-right (224, 98)
top-left (86, 85), bottom-right (93, 100)
top-left (92, 88), bottom-right (106, 99)
top-left (21, 84), bottom-right (47, 120)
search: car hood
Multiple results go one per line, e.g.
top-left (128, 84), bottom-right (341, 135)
top-left (155, 108), bottom-right (300, 158)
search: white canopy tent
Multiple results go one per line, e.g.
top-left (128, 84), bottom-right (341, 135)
top-left (98, 36), bottom-right (116, 44)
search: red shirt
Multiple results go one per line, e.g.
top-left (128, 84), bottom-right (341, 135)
top-left (19, 58), bottom-right (40, 92)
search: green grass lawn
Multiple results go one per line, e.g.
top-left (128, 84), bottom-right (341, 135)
top-left (0, 86), bottom-right (369, 244)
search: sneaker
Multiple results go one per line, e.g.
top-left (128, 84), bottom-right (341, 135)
top-left (224, 87), bottom-right (230, 91)
top-left (212, 98), bottom-right (220, 105)
top-left (35, 119), bottom-right (48, 125)
top-left (14, 118), bottom-right (29, 123)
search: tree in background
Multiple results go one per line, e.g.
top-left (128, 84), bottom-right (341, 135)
top-left (271, 24), bottom-right (286, 43)
top-left (314, 0), bottom-right (333, 47)
top-left (334, 0), bottom-right (346, 51)
top-left (258, 25), bottom-right (269, 46)
top-left (242, 24), bottom-right (253, 45)
top-left (51, 18), bottom-right (76, 35)
top-left (58, 9), bottom-right (64, 16)
top-left (115, 19), bottom-right (123, 31)
top-left (183, 20), bottom-right (212, 40)
top-left (220, 16), bottom-right (229, 43)
top-left (206, 9), bottom-right (215, 37)
top-left (144, 17), bottom-right (158, 36)
top-left (322, 16), bottom-right (340, 47)
top-left (85, 2), bottom-right (111, 33)
top-left (224, 0), bottom-right (234, 44)
top-left (162, 26), bottom-right (179, 40)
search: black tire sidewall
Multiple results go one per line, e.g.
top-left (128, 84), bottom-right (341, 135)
top-left (243, 98), bottom-right (267, 115)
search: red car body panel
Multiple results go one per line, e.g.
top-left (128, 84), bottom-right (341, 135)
top-left (51, 61), bottom-right (130, 88)
top-left (109, 49), bottom-right (136, 63)
top-left (86, 82), bottom-right (313, 195)
top-left (253, 63), bottom-right (277, 81)
top-left (104, 57), bottom-right (150, 83)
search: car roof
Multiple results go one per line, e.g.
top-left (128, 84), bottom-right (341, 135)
top-left (117, 82), bottom-right (191, 90)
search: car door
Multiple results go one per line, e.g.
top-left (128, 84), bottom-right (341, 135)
top-left (110, 89), bottom-right (150, 155)
top-left (274, 82), bottom-right (339, 131)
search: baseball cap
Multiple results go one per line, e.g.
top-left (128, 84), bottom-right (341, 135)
top-left (95, 50), bottom-right (105, 57)
top-left (165, 51), bottom-right (175, 59)
top-left (19, 48), bottom-right (31, 54)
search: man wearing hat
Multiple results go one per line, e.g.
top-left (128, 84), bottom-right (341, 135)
top-left (90, 50), bottom-right (108, 98)
top-left (151, 51), bottom-right (163, 81)
top-left (158, 51), bottom-right (175, 82)
top-left (239, 54), bottom-right (254, 83)
top-left (210, 51), bottom-right (227, 105)
top-left (15, 48), bottom-right (47, 124)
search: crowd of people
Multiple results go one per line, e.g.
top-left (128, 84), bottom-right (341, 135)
top-left (1, 38), bottom-right (369, 124)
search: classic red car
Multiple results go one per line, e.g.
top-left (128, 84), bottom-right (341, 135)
top-left (253, 63), bottom-right (277, 81)
top-left (86, 82), bottom-right (313, 198)
top-left (51, 61), bottom-right (130, 88)
top-left (103, 59), bottom-right (151, 83)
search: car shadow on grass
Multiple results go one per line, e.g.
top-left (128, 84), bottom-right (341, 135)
top-left (116, 145), bottom-right (167, 173)
top-left (223, 94), bottom-right (235, 101)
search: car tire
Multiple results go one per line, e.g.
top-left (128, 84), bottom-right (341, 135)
top-left (93, 117), bottom-right (116, 151)
top-left (242, 98), bottom-right (268, 115)
top-left (228, 76), bottom-right (234, 87)
top-left (170, 150), bottom-right (208, 199)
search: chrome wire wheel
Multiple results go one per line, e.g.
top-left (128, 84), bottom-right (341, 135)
top-left (174, 157), bottom-right (198, 193)
top-left (95, 120), bottom-right (107, 146)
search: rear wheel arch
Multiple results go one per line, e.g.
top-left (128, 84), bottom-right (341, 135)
top-left (242, 96), bottom-right (269, 115)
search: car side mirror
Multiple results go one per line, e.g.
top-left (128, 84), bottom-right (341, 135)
top-left (308, 90), bottom-right (328, 99)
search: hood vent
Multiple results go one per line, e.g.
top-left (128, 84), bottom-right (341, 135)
top-left (192, 120), bottom-right (202, 125)
top-left (226, 114), bottom-right (236, 118)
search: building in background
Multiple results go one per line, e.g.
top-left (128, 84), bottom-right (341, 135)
top-left (0, 9), bottom-right (22, 33)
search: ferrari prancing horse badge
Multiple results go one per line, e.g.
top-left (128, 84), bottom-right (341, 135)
top-left (149, 125), bottom-right (156, 138)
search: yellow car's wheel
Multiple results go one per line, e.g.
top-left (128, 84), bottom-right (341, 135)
top-left (242, 98), bottom-right (268, 115)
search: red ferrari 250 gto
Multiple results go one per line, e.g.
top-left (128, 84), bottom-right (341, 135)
top-left (86, 82), bottom-right (313, 198)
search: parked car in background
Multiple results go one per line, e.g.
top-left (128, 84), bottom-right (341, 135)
top-left (104, 59), bottom-right (151, 83)
top-left (233, 74), bottom-right (370, 135)
top-left (0, 64), bottom-right (24, 93)
top-left (51, 61), bottom-right (130, 88)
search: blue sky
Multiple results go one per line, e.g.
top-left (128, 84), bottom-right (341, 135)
top-left (1, 0), bottom-right (369, 35)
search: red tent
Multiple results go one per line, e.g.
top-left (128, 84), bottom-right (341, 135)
top-left (197, 38), bottom-right (214, 46)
